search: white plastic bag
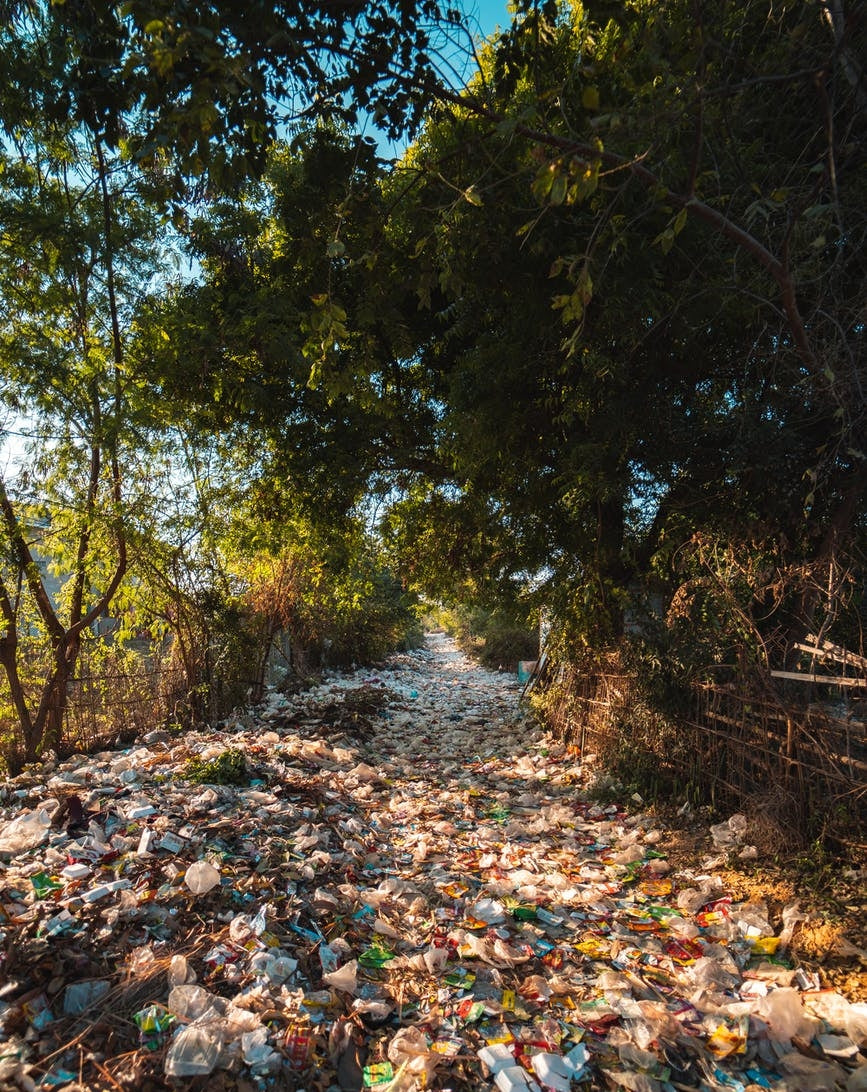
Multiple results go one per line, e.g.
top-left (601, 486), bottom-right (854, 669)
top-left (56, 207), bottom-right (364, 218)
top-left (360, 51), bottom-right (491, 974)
top-left (0, 808), bottom-right (52, 853)
top-left (759, 987), bottom-right (821, 1043)
top-left (164, 1024), bottom-right (222, 1077)
top-left (168, 984), bottom-right (218, 1022)
top-left (387, 1027), bottom-right (440, 1081)
top-left (710, 812), bottom-right (748, 848)
top-left (168, 954), bottom-right (197, 988)
top-left (184, 860), bottom-right (220, 895)
top-left (323, 959), bottom-right (358, 994)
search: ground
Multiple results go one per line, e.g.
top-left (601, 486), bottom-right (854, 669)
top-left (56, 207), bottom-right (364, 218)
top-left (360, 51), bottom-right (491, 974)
top-left (0, 634), bottom-right (864, 1091)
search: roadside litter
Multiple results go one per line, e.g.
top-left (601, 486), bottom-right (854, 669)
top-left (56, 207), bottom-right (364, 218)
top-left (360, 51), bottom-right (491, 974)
top-left (0, 635), bottom-right (864, 1091)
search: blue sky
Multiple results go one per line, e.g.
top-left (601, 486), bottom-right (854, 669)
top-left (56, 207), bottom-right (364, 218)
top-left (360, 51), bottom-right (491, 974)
top-left (375, 0), bottom-right (513, 157)
top-left (470, 0), bottom-right (512, 37)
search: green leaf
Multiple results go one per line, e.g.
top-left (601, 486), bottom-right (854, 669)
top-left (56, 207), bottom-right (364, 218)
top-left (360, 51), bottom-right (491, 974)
top-left (549, 173), bottom-right (568, 206)
top-left (653, 228), bottom-right (675, 255)
top-left (532, 162), bottom-right (558, 203)
top-left (582, 86), bottom-right (600, 110)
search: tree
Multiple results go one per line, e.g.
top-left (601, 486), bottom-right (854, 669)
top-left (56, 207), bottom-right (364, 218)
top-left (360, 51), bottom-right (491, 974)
top-left (467, 0), bottom-right (865, 642)
top-left (1, 0), bottom-right (463, 196)
top-left (126, 432), bottom-right (422, 722)
top-left (134, 126), bottom-right (449, 521)
top-left (374, 0), bottom-right (866, 656)
top-left (0, 42), bottom-right (169, 764)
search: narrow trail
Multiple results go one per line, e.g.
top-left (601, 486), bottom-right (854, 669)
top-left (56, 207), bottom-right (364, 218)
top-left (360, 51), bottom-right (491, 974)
top-left (0, 635), bottom-right (864, 1092)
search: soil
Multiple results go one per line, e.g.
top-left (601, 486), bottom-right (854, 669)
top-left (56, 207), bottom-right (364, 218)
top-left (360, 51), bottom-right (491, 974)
top-left (655, 808), bottom-right (867, 1001)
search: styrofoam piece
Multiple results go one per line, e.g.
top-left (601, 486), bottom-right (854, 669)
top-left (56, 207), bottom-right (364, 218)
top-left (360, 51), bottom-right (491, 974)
top-left (61, 862), bottom-right (90, 880)
top-left (127, 805), bottom-right (156, 820)
top-left (80, 878), bottom-right (131, 903)
top-left (478, 1043), bottom-right (516, 1074)
top-left (531, 1053), bottom-right (572, 1091)
top-left (494, 1065), bottom-right (542, 1092)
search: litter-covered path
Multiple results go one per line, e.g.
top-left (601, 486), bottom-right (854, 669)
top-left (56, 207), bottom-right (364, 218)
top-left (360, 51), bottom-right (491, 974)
top-left (0, 636), bottom-right (865, 1092)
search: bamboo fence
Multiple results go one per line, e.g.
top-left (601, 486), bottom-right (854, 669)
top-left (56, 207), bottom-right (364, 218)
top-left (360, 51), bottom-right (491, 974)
top-left (539, 655), bottom-right (866, 845)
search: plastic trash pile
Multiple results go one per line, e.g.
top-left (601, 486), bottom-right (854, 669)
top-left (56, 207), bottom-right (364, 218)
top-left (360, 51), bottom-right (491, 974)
top-left (0, 634), bottom-right (865, 1092)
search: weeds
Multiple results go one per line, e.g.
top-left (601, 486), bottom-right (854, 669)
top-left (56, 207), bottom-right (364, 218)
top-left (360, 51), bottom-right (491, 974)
top-left (181, 749), bottom-right (249, 785)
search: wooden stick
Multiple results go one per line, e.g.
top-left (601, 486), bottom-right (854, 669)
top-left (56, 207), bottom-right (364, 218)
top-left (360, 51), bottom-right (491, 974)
top-left (803, 634), bottom-right (867, 671)
top-left (771, 670), bottom-right (867, 686)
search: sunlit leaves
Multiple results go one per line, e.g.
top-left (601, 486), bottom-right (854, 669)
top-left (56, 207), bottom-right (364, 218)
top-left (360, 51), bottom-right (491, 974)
top-left (532, 155), bottom-right (600, 208)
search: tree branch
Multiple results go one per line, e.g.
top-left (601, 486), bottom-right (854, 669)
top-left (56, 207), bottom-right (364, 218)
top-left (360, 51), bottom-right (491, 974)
top-left (429, 84), bottom-right (824, 379)
top-left (0, 476), bottom-right (64, 642)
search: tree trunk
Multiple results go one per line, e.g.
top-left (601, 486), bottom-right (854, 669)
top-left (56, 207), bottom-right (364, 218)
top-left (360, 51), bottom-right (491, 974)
top-left (786, 467), bottom-right (867, 659)
top-left (596, 493), bottom-right (628, 640)
top-left (0, 633), bottom-right (34, 772)
top-left (250, 616), bottom-right (283, 705)
top-left (29, 633), bottom-right (81, 760)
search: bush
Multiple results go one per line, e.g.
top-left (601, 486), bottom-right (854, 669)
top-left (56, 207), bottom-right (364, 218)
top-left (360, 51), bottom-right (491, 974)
top-left (436, 604), bottom-right (538, 671)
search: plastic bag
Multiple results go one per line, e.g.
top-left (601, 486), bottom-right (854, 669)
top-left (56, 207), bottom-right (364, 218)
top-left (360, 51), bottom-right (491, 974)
top-left (168, 954), bottom-right (196, 989)
top-left (62, 979), bottom-right (110, 1015)
top-left (263, 954), bottom-right (297, 985)
top-left (323, 959), bottom-right (358, 994)
top-left (184, 860), bottom-right (221, 895)
top-left (0, 808), bottom-right (52, 853)
top-left (164, 1024), bottom-right (222, 1077)
top-left (611, 844), bottom-right (645, 865)
top-left (127, 946), bottom-right (156, 976)
top-left (241, 1027), bottom-right (279, 1074)
top-left (805, 993), bottom-right (867, 1047)
top-left (519, 974), bottom-right (552, 1002)
top-left (387, 1027), bottom-right (440, 1081)
top-left (345, 762), bottom-right (380, 783)
top-left (778, 901), bottom-right (809, 951)
top-left (759, 987), bottom-right (821, 1043)
top-left (776, 1051), bottom-right (845, 1091)
top-left (848, 1004), bottom-right (867, 1047)
top-left (689, 957), bottom-right (740, 992)
top-left (228, 913), bottom-right (254, 944)
top-left (470, 897), bottom-right (506, 923)
top-left (168, 984), bottom-right (219, 1022)
top-left (423, 945), bottom-right (449, 974)
top-left (818, 1034), bottom-right (860, 1060)
top-left (710, 812), bottom-right (748, 848)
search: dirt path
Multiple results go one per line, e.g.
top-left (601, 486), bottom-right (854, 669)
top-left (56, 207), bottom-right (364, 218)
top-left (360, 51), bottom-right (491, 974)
top-left (0, 635), bottom-right (865, 1091)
